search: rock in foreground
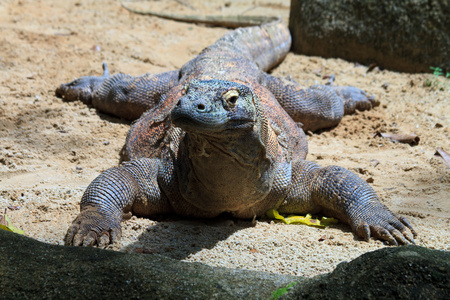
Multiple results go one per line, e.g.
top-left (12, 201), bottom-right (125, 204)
top-left (1, 229), bottom-right (448, 299)
top-left (0, 230), bottom-right (296, 299)
top-left (287, 245), bottom-right (449, 299)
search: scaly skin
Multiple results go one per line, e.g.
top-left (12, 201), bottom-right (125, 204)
top-left (57, 21), bottom-right (415, 247)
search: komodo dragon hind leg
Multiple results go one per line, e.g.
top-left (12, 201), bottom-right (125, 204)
top-left (259, 73), bottom-right (379, 132)
top-left (332, 85), bottom-right (380, 114)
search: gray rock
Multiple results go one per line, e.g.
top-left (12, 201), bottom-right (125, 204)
top-left (289, 0), bottom-right (450, 73)
top-left (1, 229), bottom-right (448, 299)
top-left (0, 230), bottom-right (297, 299)
top-left (285, 245), bottom-right (450, 299)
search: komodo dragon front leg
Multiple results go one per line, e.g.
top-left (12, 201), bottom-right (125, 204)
top-left (275, 160), bottom-right (416, 246)
top-left (65, 158), bottom-right (173, 247)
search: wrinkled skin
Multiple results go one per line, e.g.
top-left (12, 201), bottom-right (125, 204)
top-left (57, 21), bottom-right (416, 248)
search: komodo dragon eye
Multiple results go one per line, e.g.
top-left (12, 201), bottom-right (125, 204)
top-left (223, 89), bottom-right (239, 107)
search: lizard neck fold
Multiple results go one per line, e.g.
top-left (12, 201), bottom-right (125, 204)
top-left (177, 126), bottom-right (277, 212)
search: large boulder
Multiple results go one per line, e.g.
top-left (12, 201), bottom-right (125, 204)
top-left (0, 230), bottom-right (297, 299)
top-left (286, 245), bottom-right (450, 299)
top-left (289, 0), bottom-right (450, 73)
top-left (1, 229), bottom-right (448, 299)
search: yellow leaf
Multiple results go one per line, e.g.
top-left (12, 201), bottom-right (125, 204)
top-left (266, 209), bottom-right (337, 228)
top-left (0, 213), bottom-right (25, 235)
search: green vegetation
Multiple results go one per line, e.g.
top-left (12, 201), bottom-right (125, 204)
top-left (423, 67), bottom-right (450, 90)
top-left (270, 282), bottom-right (298, 300)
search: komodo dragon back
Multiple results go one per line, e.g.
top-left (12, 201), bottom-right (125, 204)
top-left (212, 21), bottom-right (291, 72)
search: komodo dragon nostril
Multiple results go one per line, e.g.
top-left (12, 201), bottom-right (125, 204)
top-left (197, 103), bottom-right (205, 111)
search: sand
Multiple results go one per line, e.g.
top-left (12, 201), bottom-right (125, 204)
top-left (0, 0), bottom-right (448, 277)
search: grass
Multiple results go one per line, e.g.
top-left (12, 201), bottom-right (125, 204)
top-left (270, 282), bottom-right (298, 300)
top-left (423, 67), bottom-right (450, 91)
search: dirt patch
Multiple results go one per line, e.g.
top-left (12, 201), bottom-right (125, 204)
top-left (1, 0), bottom-right (448, 277)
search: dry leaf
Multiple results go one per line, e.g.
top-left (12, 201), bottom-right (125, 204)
top-left (370, 159), bottom-right (380, 167)
top-left (0, 209), bottom-right (25, 234)
top-left (434, 148), bottom-right (450, 169)
top-left (374, 131), bottom-right (420, 145)
top-left (366, 63), bottom-right (378, 73)
top-left (266, 209), bottom-right (338, 227)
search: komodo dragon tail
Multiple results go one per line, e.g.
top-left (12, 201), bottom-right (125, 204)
top-left (121, 1), bottom-right (290, 72)
top-left (121, 1), bottom-right (280, 29)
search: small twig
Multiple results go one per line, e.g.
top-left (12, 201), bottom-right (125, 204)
top-left (121, 1), bottom-right (280, 28)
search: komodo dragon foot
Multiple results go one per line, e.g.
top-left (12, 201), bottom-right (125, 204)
top-left (332, 86), bottom-right (380, 114)
top-left (55, 62), bottom-right (110, 104)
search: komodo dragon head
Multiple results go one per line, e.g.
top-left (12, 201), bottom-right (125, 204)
top-left (170, 79), bottom-right (279, 214)
top-left (172, 79), bottom-right (258, 133)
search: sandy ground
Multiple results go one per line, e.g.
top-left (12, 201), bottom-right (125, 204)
top-left (0, 0), bottom-right (449, 277)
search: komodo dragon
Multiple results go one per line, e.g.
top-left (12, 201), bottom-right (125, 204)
top-left (56, 20), bottom-right (417, 247)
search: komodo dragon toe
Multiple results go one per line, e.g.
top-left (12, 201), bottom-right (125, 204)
top-left (65, 207), bottom-right (122, 248)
